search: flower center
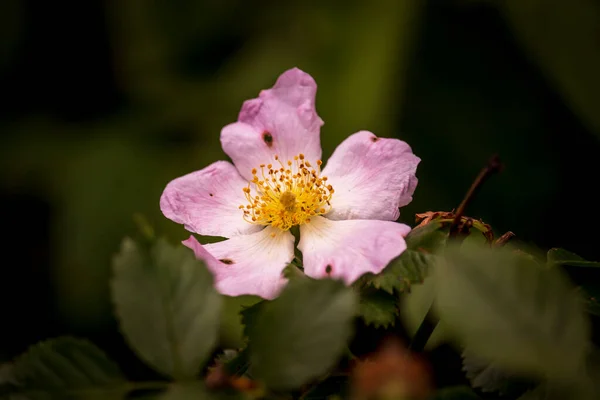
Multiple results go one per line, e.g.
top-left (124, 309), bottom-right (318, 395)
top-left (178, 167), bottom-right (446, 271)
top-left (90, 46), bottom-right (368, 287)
top-left (240, 153), bottom-right (334, 231)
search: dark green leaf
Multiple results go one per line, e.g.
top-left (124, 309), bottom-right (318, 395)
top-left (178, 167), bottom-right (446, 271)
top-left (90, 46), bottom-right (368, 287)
top-left (434, 243), bottom-right (590, 378)
top-left (221, 348), bottom-right (251, 377)
top-left (358, 289), bottom-right (398, 328)
top-left (547, 248), bottom-right (600, 268)
top-left (405, 221), bottom-right (449, 252)
top-left (111, 238), bottom-right (222, 379)
top-left (429, 385), bottom-right (481, 399)
top-left (8, 337), bottom-right (126, 399)
top-left (249, 279), bottom-right (357, 390)
top-left (362, 250), bottom-right (434, 294)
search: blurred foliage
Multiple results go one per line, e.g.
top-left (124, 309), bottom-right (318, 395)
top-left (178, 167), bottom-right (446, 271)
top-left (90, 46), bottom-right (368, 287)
top-left (1, 0), bottom-right (599, 368)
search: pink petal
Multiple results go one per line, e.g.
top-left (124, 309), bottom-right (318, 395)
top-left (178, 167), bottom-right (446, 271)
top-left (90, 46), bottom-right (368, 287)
top-left (298, 216), bottom-right (411, 284)
top-left (322, 131), bottom-right (420, 221)
top-left (183, 226), bottom-right (295, 299)
top-left (160, 161), bottom-right (260, 238)
top-left (221, 68), bottom-right (324, 181)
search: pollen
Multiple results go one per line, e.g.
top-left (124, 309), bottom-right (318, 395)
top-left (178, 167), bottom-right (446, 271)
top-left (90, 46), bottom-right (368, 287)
top-left (240, 154), bottom-right (334, 231)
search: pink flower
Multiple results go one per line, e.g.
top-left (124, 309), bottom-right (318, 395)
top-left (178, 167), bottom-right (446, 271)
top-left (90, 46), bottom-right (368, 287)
top-left (160, 68), bottom-right (420, 299)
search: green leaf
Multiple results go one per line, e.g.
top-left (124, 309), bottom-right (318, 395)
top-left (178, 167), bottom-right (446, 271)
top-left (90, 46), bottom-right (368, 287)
top-left (462, 350), bottom-right (535, 396)
top-left (430, 385), bottom-right (481, 399)
top-left (546, 249), bottom-right (600, 317)
top-left (400, 276), bottom-right (452, 350)
top-left (362, 250), bottom-right (434, 294)
top-left (547, 248), bottom-right (600, 268)
top-left (7, 337), bottom-right (126, 399)
top-left (358, 289), bottom-right (398, 328)
top-left (433, 243), bottom-right (590, 378)
top-left (248, 279), bottom-right (357, 390)
top-left (405, 221), bottom-right (449, 252)
top-left (219, 295), bottom-right (261, 349)
top-left (240, 300), bottom-right (267, 341)
top-left (111, 237), bottom-right (222, 379)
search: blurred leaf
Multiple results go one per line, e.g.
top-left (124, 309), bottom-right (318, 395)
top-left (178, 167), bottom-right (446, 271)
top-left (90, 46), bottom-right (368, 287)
top-left (8, 337), bottom-right (126, 399)
top-left (361, 250), bottom-right (434, 294)
top-left (501, 0), bottom-right (600, 134)
top-left (400, 276), bottom-right (452, 350)
top-left (240, 301), bottom-right (267, 342)
top-left (405, 222), bottom-right (449, 253)
top-left (358, 289), bottom-right (398, 328)
top-left (462, 350), bottom-right (535, 396)
top-left (111, 238), bottom-right (222, 379)
top-left (434, 243), bottom-right (590, 378)
top-left (547, 249), bottom-right (600, 317)
top-left (430, 385), bottom-right (481, 399)
top-left (222, 348), bottom-right (251, 378)
top-left (158, 382), bottom-right (215, 400)
top-left (248, 279), bottom-right (357, 390)
top-left (219, 295), bottom-right (261, 349)
top-left (547, 248), bottom-right (600, 268)
top-left (281, 264), bottom-right (308, 281)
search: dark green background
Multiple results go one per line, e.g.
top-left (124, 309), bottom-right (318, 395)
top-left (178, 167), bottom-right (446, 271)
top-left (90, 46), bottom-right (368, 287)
top-left (1, 0), bottom-right (599, 376)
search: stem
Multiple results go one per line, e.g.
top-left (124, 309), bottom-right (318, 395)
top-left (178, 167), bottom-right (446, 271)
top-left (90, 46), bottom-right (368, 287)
top-left (408, 308), bottom-right (438, 352)
top-left (495, 231), bottom-right (515, 246)
top-left (449, 155), bottom-right (502, 238)
top-left (410, 156), bottom-right (503, 352)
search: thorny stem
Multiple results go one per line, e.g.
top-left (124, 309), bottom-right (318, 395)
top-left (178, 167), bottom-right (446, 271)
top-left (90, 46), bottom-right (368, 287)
top-left (449, 155), bottom-right (503, 238)
top-left (409, 155), bottom-right (503, 353)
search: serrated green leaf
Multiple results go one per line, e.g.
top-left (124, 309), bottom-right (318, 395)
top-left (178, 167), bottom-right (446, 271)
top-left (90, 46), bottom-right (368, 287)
top-left (405, 222), bottom-right (449, 252)
top-left (111, 238), bottom-right (222, 379)
top-left (434, 243), bottom-right (590, 379)
top-left (240, 301), bottom-right (267, 342)
top-left (7, 337), bottom-right (126, 399)
top-left (249, 279), bottom-right (357, 390)
top-left (547, 248), bottom-right (600, 268)
top-left (219, 295), bottom-right (261, 349)
top-left (358, 289), bottom-right (398, 328)
top-left (363, 250), bottom-right (434, 294)
top-left (430, 385), bottom-right (481, 399)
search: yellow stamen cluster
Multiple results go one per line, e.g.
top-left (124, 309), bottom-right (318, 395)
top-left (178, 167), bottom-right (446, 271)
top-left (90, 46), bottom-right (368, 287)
top-left (239, 153), bottom-right (334, 231)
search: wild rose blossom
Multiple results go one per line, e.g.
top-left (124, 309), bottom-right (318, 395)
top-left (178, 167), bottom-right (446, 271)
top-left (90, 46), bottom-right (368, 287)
top-left (160, 68), bottom-right (420, 299)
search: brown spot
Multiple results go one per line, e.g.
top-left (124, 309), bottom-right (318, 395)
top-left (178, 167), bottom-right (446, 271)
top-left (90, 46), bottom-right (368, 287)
top-left (371, 136), bottom-right (379, 142)
top-left (262, 131), bottom-right (273, 147)
top-left (325, 265), bottom-right (332, 274)
top-left (209, 193), bottom-right (214, 197)
top-left (220, 258), bottom-right (234, 265)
